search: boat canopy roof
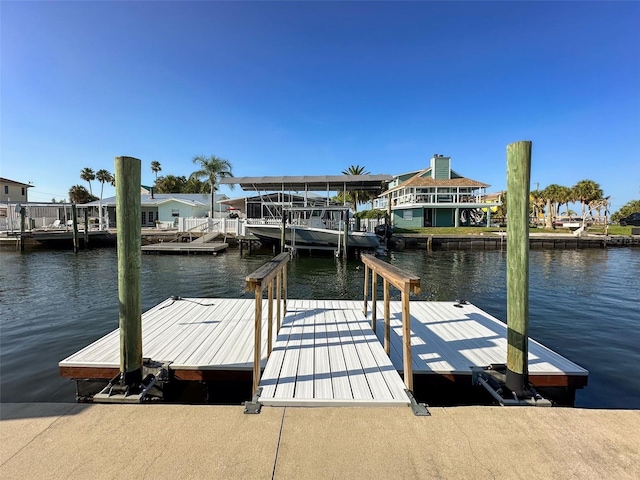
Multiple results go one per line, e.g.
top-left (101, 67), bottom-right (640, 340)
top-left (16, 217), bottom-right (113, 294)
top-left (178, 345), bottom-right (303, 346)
top-left (220, 174), bottom-right (392, 192)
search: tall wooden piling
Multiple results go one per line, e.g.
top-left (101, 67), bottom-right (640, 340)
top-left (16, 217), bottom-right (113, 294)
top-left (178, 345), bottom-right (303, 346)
top-left (115, 156), bottom-right (143, 386)
top-left (72, 204), bottom-right (79, 253)
top-left (506, 141), bottom-right (532, 396)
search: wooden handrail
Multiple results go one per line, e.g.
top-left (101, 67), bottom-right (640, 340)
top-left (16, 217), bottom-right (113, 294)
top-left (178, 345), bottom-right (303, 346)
top-left (361, 253), bottom-right (420, 391)
top-left (245, 252), bottom-right (290, 395)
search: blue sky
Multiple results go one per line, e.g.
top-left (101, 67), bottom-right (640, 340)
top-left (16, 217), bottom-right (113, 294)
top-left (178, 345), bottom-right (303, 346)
top-left (2, 1), bottom-right (638, 212)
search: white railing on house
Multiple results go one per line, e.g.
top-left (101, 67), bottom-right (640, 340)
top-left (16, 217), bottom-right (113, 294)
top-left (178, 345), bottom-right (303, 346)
top-left (374, 193), bottom-right (492, 209)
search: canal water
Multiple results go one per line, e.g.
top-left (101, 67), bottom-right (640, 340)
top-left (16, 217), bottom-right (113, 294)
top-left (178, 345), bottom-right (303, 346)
top-left (1, 246), bottom-right (638, 409)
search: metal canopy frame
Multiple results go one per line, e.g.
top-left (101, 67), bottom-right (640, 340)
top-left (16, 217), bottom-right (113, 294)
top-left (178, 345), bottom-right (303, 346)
top-left (220, 174), bottom-right (393, 192)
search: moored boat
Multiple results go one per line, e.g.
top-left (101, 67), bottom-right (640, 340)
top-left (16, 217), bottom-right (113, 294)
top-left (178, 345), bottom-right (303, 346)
top-left (246, 207), bottom-right (390, 250)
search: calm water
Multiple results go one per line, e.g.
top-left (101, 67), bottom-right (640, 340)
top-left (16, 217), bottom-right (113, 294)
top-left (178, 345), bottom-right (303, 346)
top-left (1, 246), bottom-right (638, 409)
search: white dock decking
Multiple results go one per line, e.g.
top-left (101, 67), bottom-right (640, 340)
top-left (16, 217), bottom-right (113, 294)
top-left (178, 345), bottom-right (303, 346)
top-left (257, 300), bottom-right (410, 407)
top-left (371, 301), bottom-right (588, 381)
top-left (60, 298), bottom-right (588, 405)
top-left (60, 298), bottom-right (273, 374)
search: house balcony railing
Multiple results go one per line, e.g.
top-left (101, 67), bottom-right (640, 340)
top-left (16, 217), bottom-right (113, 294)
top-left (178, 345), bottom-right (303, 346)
top-left (374, 193), bottom-right (494, 209)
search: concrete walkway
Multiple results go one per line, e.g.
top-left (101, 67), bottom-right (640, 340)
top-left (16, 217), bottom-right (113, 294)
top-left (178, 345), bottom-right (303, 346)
top-left (1, 403), bottom-right (639, 479)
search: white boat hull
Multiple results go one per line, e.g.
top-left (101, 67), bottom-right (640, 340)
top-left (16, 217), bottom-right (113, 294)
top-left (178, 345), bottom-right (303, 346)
top-left (246, 224), bottom-right (381, 249)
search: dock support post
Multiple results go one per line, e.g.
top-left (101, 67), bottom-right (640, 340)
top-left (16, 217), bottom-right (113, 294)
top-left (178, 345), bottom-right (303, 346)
top-left (72, 204), bottom-right (79, 253)
top-left (19, 206), bottom-right (25, 252)
top-left (84, 208), bottom-right (89, 248)
top-left (281, 214), bottom-right (286, 252)
top-left (343, 219), bottom-right (349, 258)
top-left (506, 141), bottom-right (531, 397)
top-left (115, 156), bottom-right (143, 386)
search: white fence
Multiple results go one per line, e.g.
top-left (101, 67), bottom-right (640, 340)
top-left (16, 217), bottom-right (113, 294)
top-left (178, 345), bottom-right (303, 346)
top-left (177, 217), bottom-right (243, 236)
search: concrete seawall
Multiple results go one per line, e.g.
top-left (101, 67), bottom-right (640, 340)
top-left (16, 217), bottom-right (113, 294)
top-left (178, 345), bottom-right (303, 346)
top-left (392, 233), bottom-right (640, 251)
top-left (2, 403), bottom-right (639, 479)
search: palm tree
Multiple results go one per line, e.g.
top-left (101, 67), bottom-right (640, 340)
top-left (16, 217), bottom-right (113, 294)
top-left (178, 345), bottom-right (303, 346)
top-left (341, 165), bottom-right (370, 213)
top-left (572, 179), bottom-right (603, 219)
top-left (556, 185), bottom-right (573, 217)
top-left (95, 169), bottom-right (114, 201)
top-left (191, 155), bottom-right (234, 218)
top-left (80, 168), bottom-right (95, 195)
top-left (541, 184), bottom-right (561, 228)
top-left (530, 189), bottom-right (545, 224)
top-left (151, 161), bottom-right (162, 182)
top-left (155, 175), bottom-right (187, 193)
top-left (68, 185), bottom-right (96, 204)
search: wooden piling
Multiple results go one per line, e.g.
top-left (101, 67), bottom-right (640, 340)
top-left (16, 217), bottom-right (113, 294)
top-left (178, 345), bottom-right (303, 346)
top-left (84, 208), bottom-right (89, 248)
top-left (115, 156), bottom-right (143, 385)
top-left (19, 206), bottom-right (25, 252)
top-left (506, 141), bottom-right (532, 396)
top-left (281, 214), bottom-right (286, 252)
top-left (72, 204), bottom-right (79, 253)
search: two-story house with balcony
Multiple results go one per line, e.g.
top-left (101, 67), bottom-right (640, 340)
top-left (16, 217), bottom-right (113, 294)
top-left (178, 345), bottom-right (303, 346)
top-left (373, 154), bottom-right (501, 228)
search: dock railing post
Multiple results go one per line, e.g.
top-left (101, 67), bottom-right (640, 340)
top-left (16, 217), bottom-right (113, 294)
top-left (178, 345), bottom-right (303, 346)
top-left (372, 271), bottom-right (378, 333)
top-left (506, 140), bottom-right (532, 397)
top-left (267, 281), bottom-right (274, 356)
top-left (115, 156), bottom-right (143, 387)
top-left (246, 252), bottom-right (290, 397)
top-left (253, 286), bottom-right (263, 395)
top-left (361, 254), bottom-right (420, 391)
top-left (383, 278), bottom-right (390, 356)
top-left (363, 264), bottom-right (369, 317)
top-left (402, 284), bottom-right (413, 391)
top-left (276, 271), bottom-right (282, 331)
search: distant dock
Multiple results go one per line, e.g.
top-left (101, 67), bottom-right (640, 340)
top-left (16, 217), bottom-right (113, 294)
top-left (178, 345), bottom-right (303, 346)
top-left (141, 242), bottom-right (228, 254)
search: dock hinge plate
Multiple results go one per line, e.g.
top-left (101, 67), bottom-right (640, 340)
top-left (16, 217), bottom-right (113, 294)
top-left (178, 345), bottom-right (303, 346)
top-left (244, 387), bottom-right (263, 414)
top-left (405, 389), bottom-right (430, 416)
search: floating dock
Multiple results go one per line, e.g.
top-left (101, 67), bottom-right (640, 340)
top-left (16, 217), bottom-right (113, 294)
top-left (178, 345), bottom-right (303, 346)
top-left (141, 242), bottom-right (228, 254)
top-left (59, 298), bottom-right (587, 404)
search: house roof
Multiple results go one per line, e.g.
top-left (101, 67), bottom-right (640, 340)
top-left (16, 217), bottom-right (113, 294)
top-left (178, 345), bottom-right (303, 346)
top-left (220, 174), bottom-right (392, 192)
top-left (384, 167), bottom-right (489, 194)
top-left (0, 177), bottom-right (33, 187)
top-left (84, 193), bottom-right (227, 207)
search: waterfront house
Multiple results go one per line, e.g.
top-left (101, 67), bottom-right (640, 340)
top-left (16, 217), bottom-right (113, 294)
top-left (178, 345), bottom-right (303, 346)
top-left (0, 177), bottom-right (32, 204)
top-left (373, 154), bottom-right (501, 228)
top-left (85, 193), bottom-right (229, 228)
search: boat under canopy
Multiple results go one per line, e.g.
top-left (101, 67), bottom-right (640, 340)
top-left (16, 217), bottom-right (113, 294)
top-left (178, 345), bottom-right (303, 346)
top-left (246, 207), bottom-right (387, 251)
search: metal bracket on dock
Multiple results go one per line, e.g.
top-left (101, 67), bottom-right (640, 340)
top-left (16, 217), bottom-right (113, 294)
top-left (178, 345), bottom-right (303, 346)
top-left (471, 365), bottom-right (552, 407)
top-left (244, 387), bottom-right (263, 414)
top-left (93, 360), bottom-right (171, 404)
top-left (405, 389), bottom-right (430, 416)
